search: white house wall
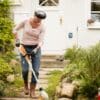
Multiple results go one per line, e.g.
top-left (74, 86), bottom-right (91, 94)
top-left (12, 0), bottom-right (100, 54)
top-left (41, 11), bottom-right (68, 54)
top-left (62, 0), bottom-right (100, 49)
top-left (12, 0), bottom-right (34, 24)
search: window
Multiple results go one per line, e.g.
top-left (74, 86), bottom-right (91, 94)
top-left (91, 0), bottom-right (100, 22)
top-left (39, 0), bottom-right (59, 6)
top-left (88, 0), bottom-right (100, 29)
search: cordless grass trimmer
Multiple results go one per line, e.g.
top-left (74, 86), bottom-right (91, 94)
top-left (16, 40), bottom-right (49, 100)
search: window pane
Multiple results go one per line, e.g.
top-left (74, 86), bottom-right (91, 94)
top-left (91, 13), bottom-right (100, 22)
top-left (39, 0), bottom-right (59, 6)
top-left (91, 2), bottom-right (100, 11)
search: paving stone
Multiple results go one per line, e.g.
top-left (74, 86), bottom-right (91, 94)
top-left (1, 55), bottom-right (66, 100)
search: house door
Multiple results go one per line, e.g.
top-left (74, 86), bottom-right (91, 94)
top-left (32, 0), bottom-right (67, 54)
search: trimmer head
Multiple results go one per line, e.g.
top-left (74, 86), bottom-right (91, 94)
top-left (39, 87), bottom-right (43, 91)
top-left (39, 87), bottom-right (49, 100)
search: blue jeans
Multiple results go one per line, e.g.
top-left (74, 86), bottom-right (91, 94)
top-left (20, 45), bottom-right (41, 84)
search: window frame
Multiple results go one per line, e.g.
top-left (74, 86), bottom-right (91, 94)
top-left (37, 0), bottom-right (60, 11)
top-left (88, 0), bottom-right (100, 29)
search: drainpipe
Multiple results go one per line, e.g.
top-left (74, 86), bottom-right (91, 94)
top-left (76, 26), bottom-right (79, 48)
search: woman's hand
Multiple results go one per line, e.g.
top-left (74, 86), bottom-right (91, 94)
top-left (31, 47), bottom-right (39, 54)
top-left (15, 39), bottom-right (20, 47)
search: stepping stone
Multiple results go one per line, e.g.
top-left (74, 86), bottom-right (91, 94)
top-left (1, 55), bottom-right (66, 99)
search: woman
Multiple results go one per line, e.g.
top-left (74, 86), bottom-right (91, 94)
top-left (13, 10), bottom-right (46, 97)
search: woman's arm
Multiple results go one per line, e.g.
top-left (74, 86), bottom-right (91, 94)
top-left (13, 20), bottom-right (26, 39)
top-left (33, 26), bottom-right (45, 54)
top-left (37, 25), bottom-right (46, 49)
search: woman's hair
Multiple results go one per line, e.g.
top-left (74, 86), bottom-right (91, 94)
top-left (34, 10), bottom-right (46, 19)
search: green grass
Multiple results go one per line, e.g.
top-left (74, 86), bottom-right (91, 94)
top-left (46, 70), bottom-right (63, 99)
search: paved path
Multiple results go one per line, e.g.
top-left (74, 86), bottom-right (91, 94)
top-left (1, 55), bottom-right (67, 100)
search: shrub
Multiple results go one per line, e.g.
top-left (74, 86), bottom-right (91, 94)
top-left (63, 42), bottom-right (100, 99)
top-left (0, 58), bottom-right (13, 96)
top-left (0, 1), bottom-right (22, 97)
top-left (1, 51), bottom-right (16, 62)
top-left (0, 58), bottom-right (13, 81)
top-left (79, 77), bottom-right (98, 99)
top-left (4, 76), bottom-right (23, 97)
top-left (0, 0), bottom-right (11, 18)
top-left (0, 0), bottom-right (14, 54)
top-left (0, 80), bottom-right (6, 96)
top-left (85, 42), bottom-right (100, 83)
top-left (64, 46), bottom-right (86, 63)
top-left (63, 62), bottom-right (86, 82)
top-left (79, 42), bottom-right (100, 98)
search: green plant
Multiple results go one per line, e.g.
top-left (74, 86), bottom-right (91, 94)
top-left (64, 46), bottom-right (77, 61)
top-left (0, 58), bottom-right (13, 81)
top-left (0, 1), bottom-right (22, 97)
top-left (13, 76), bottom-right (23, 88)
top-left (0, 0), bottom-right (14, 54)
top-left (0, 80), bottom-right (6, 96)
top-left (64, 46), bottom-right (86, 63)
top-left (85, 43), bottom-right (100, 83)
top-left (0, 52), bottom-right (17, 62)
top-left (79, 42), bottom-right (100, 98)
top-left (63, 42), bottom-right (100, 99)
top-left (63, 62), bottom-right (86, 81)
top-left (46, 70), bottom-right (63, 99)
top-left (3, 76), bottom-right (23, 97)
top-left (0, 0), bottom-right (12, 18)
top-left (79, 77), bottom-right (98, 99)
